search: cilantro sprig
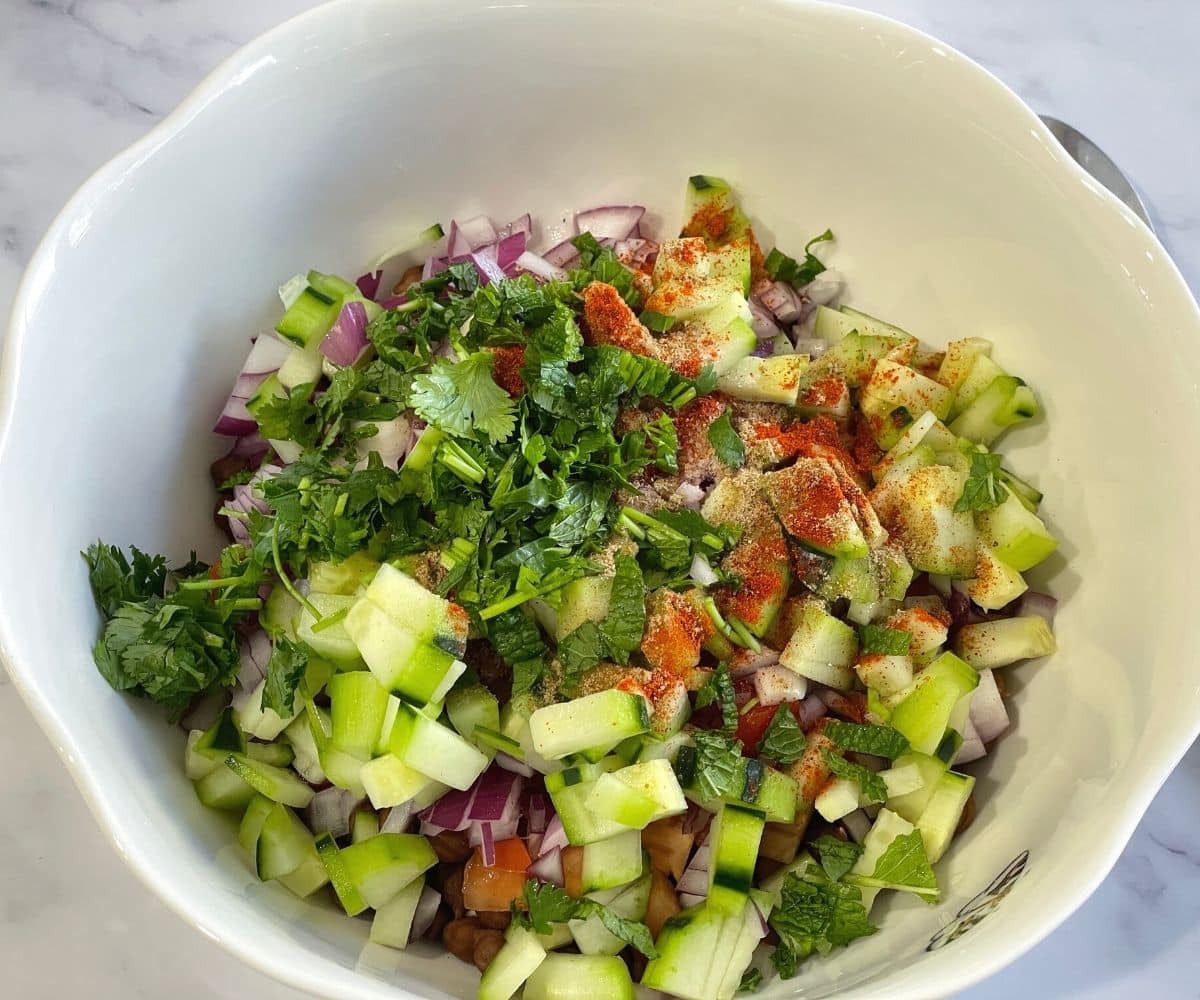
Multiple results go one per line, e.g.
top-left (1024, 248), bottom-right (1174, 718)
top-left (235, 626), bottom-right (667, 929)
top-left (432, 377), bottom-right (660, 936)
top-left (763, 229), bottom-right (835, 290)
top-left (516, 880), bottom-right (658, 958)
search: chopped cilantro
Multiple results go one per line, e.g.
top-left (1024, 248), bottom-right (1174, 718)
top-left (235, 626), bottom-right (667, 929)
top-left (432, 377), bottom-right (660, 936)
top-left (409, 351), bottom-right (517, 444)
top-left (707, 409), bottom-right (746, 468)
top-left (261, 637), bottom-right (309, 716)
top-left (516, 880), bottom-right (658, 958)
top-left (763, 230), bottom-right (834, 290)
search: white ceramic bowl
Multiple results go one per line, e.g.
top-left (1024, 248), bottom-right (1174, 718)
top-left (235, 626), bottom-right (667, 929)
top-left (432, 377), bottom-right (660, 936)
top-left (3, 0), bottom-right (1199, 996)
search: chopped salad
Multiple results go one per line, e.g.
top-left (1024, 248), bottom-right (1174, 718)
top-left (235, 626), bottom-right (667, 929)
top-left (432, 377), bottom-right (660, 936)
top-left (83, 177), bottom-right (1059, 1000)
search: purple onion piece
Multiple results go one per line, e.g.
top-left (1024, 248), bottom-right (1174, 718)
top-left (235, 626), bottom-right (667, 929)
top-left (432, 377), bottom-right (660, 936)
top-left (574, 205), bottom-right (645, 240)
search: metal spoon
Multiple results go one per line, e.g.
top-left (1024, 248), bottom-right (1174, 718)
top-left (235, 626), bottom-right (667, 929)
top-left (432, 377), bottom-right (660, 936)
top-left (1039, 115), bottom-right (1155, 232)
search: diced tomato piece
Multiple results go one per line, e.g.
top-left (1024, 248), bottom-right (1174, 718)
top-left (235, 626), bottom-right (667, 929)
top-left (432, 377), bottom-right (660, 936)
top-left (463, 838), bottom-right (532, 912)
top-left (735, 701), bottom-right (780, 754)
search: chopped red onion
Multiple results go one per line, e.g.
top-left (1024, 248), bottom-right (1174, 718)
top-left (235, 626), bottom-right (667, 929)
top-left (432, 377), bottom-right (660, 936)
top-left (955, 716), bottom-right (987, 764)
top-left (421, 254), bottom-right (448, 281)
top-left (494, 751), bottom-right (535, 778)
top-left (794, 694), bottom-right (829, 729)
top-left (729, 646), bottom-right (782, 679)
top-left (677, 829), bottom-right (712, 906)
top-left (495, 232), bottom-right (528, 273)
top-left (500, 214), bottom-right (533, 239)
top-left (467, 768), bottom-right (523, 823)
top-left (528, 793), bottom-right (549, 835)
top-left (514, 250), bottom-right (568, 282)
top-left (748, 296), bottom-right (783, 339)
top-left (681, 801), bottom-right (712, 836)
top-left (470, 816), bottom-right (519, 851)
top-left (214, 395), bottom-right (258, 437)
top-left (226, 432), bottom-right (269, 463)
top-left (969, 669), bottom-right (1010, 744)
top-left (411, 886), bottom-right (441, 939)
top-left (306, 787), bottom-right (363, 839)
top-left (243, 334), bottom-right (293, 374)
top-left (537, 814), bottom-right (569, 857)
top-left (613, 237), bottom-right (657, 268)
top-left (842, 809), bottom-right (873, 844)
top-left (237, 629), bottom-right (271, 689)
top-left (689, 553), bottom-right (719, 587)
top-left (542, 239), bottom-right (581, 269)
top-left (420, 783), bottom-right (478, 831)
top-left (448, 215), bottom-right (498, 257)
top-left (467, 243), bottom-right (507, 285)
top-left (356, 270), bottom-right (383, 300)
top-left (801, 269), bottom-right (844, 306)
top-left (319, 300), bottom-right (369, 367)
top-left (355, 415), bottom-right (413, 471)
top-left (575, 205), bottom-right (645, 240)
top-left (753, 664), bottom-right (808, 705)
top-left (758, 281), bottom-right (805, 324)
top-left (1015, 591), bottom-right (1058, 625)
top-left (381, 801), bottom-right (416, 833)
top-left (479, 822), bottom-right (497, 866)
top-left (527, 846), bottom-right (564, 886)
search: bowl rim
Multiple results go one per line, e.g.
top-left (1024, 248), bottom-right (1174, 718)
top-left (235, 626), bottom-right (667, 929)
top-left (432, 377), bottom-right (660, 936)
top-left (2, 1), bottom-right (1199, 997)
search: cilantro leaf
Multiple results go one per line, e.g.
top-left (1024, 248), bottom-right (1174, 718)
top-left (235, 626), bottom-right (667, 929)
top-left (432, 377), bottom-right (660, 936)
top-left (90, 597), bottom-right (241, 722)
top-left (570, 234), bottom-right (642, 308)
top-left (825, 751), bottom-right (890, 805)
top-left (517, 880), bottom-right (658, 958)
top-left (763, 230), bottom-right (834, 290)
top-left (83, 542), bottom-right (169, 617)
top-left (410, 351), bottom-right (517, 444)
top-left (706, 409), bottom-right (746, 468)
top-left (811, 834), bottom-right (864, 881)
top-left (769, 865), bottom-right (875, 975)
top-left (695, 662), bottom-right (738, 734)
top-left (824, 721), bottom-right (909, 761)
top-left (738, 968), bottom-right (763, 993)
top-left (519, 881), bottom-right (578, 933)
top-left (954, 451), bottom-right (1006, 513)
top-left (857, 624), bottom-right (912, 656)
top-left (758, 703), bottom-right (807, 763)
top-left (693, 729), bottom-right (743, 801)
top-left (599, 555), bottom-right (646, 665)
top-left (261, 637), bottom-right (309, 716)
top-left (644, 413), bottom-right (679, 474)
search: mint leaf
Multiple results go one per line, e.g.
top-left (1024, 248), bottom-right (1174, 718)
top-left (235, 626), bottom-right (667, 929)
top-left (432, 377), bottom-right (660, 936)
top-left (558, 621), bottom-right (604, 693)
top-left (410, 351), bottom-right (517, 443)
top-left (845, 830), bottom-right (938, 899)
top-left (599, 555), bottom-right (645, 665)
top-left (695, 662), bottom-right (738, 734)
top-left (261, 637), bottom-right (309, 716)
top-left (694, 729), bottom-right (743, 801)
top-left (857, 624), bottom-right (911, 656)
top-left (824, 722), bottom-right (909, 761)
top-left (488, 609), bottom-right (548, 698)
top-left (763, 230), bottom-right (834, 289)
top-left (517, 879), bottom-right (658, 958)
top-left (811, 834), bottom-right (864, 881)
top-left (769, 865), bottom-right (875, 975)
top-left (758, 704), bottom-right (807, 764)
top-left (707, 409), bottom-right (746, 468)
top-left (825, 750), bottom-right (889, 805)
top-left (954, 451), bottom-right (1005, 513)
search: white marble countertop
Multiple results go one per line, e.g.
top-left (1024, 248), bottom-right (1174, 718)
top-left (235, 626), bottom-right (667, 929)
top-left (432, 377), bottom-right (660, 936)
top-left (2, 1), bottom-right (1198, 997)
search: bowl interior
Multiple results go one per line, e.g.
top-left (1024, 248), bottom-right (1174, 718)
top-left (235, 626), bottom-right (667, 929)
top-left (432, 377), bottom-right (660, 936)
top-left (3, 1), bottom-right (1199, 997)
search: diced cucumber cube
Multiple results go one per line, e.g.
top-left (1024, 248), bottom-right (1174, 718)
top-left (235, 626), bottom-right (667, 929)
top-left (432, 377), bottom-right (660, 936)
top-left (478, 924), bottom-right (547, 1000)
top-left (815, 777), bottom-right (861, 822)
top-left (917, 771), bottom-right (976, 862)
top-left (297, 592), bottom-right (361, 664)
top-left (256, 802), bottom-right (317, 881)
top-left (530, 690), bottom-right (650, 761)
top-left (976, 486), bottom-right (1058, 571)
top-left (237, 794), bottom-right (275, 854)
top-left (329, 670), bottom-right (391, 759)
top-left (779, 602), bottom-right (859, 690)
top-left (339, 833), bottom-right (437, 910)
top-left (223, 752), bottom-right (314, 809)
top-left (952, 616), bottom-right (1056, 669)
top-left (360, 753), bottom-right (444, 810)
top-left (524, 953), bottom-right (635, 1000)
top-left (889, 653), bottom-right (979, 755)
top-left (369, 875), bottom-right (425, 949)
top-left (708, 804), bottom-right (764, 916)
top-left (581, 829), bottom-right (645, 893)
top-left (388, 704), bottom-right (489, 791)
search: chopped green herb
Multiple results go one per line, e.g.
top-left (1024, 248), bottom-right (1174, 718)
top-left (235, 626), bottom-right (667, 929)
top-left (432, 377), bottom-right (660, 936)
top-left (763, 230), bottom-right (834, 290)
top-left (824, 721), bottom-right (909, 760)
top-left (516, 880), bottom-right (658, 958)
top-left (825, 750), bottom-right (890, 805)
top-left (758, 703), bottom-right (807, 763)
top-left (955, 451), bottom-right (1006, 513)
top-left (707, 409), bottom-right (746, 468)
top-left (695, 662), bottom-right (738, 734)
top-left (858, 624), bottom-right (912, 656)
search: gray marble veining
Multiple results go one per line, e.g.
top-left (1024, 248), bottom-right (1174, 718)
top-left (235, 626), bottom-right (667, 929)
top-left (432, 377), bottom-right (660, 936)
top-left (1, 2), bottom-right (1197, 998)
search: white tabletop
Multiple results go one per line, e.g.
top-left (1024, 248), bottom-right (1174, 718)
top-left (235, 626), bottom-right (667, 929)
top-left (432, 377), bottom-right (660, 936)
top-left (2, 2), bottom-right (1198, 997)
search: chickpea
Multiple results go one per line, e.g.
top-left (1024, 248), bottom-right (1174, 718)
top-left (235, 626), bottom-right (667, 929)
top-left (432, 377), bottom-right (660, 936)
top-left (393, 265), bottom-right (425, 295)
top-left (477, 910), bottom-right (511, 930)
top-left (472, 930), bottom-right (505, 972)
top-left (429, 830), bottom-right (473, 864)
top-left (442, 917), bottom-right (480, 964)
top-left (441, 866), bottom-right (466, 918)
